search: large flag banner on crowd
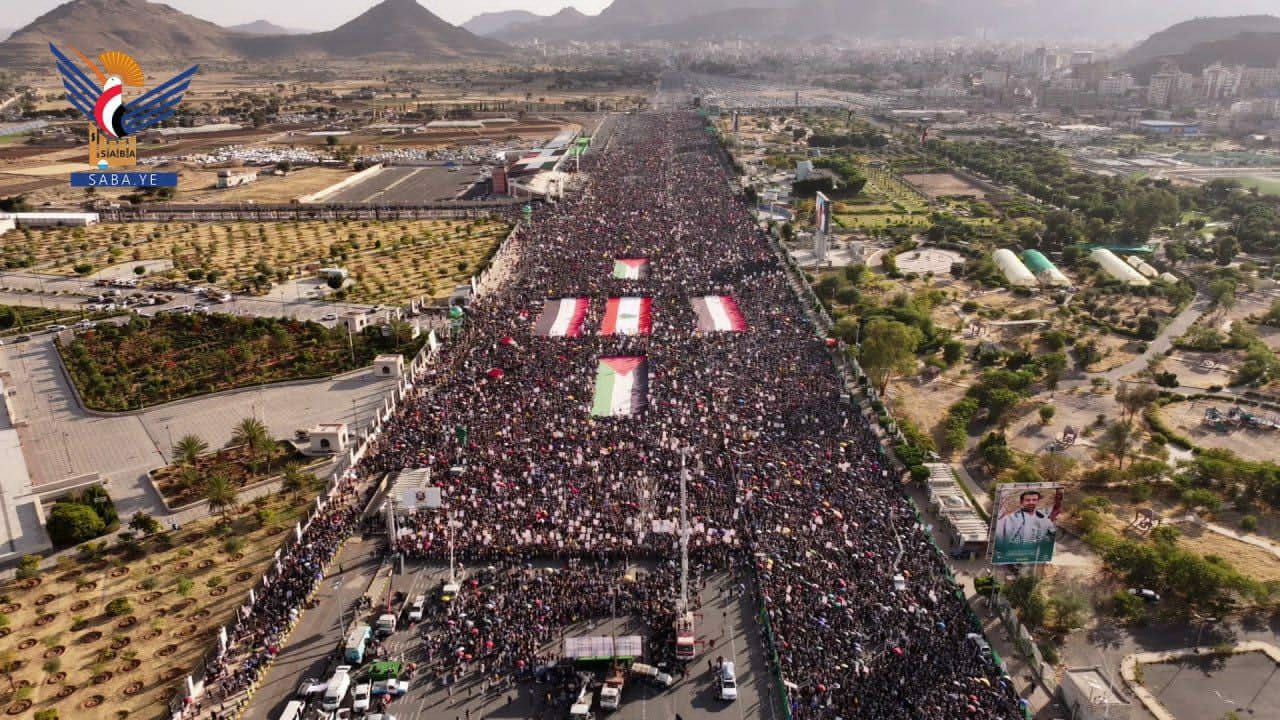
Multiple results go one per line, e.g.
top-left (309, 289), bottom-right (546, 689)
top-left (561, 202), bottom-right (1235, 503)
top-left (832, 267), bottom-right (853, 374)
top-left (990, 483), bottom-right (1064, 565)
top-left (613, 258), bottom-right (649, 280)
top-left (601, 297), bottom-right (652, 336)
top-left (534, 297), bottom-right (589, 337)
top-left (691, 295), bottom-right (746, 332)
top-left (592, 356), bottom-right (648, 417)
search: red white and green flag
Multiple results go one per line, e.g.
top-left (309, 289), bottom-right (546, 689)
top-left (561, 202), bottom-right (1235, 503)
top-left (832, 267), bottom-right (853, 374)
top-left (612, 258), bottom-right (648, 280)
top-left (534, 298), bottom-right (589, 337)
top-left (592, 356), bottom-right (648, 416)
top-left (691, 296), bottom-right (746, 332)
top-left (601, 296), bottom-right (652, 336)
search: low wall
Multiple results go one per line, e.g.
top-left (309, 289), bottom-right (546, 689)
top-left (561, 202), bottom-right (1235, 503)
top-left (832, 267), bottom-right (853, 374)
top-left (296, 163), bottom-right (384, 204)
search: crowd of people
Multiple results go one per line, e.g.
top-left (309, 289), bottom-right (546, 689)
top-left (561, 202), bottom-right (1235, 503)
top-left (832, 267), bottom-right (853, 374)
top-left (357, 112), bottom-right (1021, 718)
top-left (198, 480), bottom-right (365, 709)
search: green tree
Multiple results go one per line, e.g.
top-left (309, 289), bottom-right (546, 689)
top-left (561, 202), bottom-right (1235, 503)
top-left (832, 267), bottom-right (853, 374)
top-left (1116, 383), bottom-right (1159, 424)
top-left (16, 554), bottom-right (40, 580)
top-left (281, 463), bottom-right (314, 500)
top-left (105, 597), bottom-right (132, 617)
top-left (172, 434), bottom-right (208, 466)
top-left (858, 318), bottom-right (922, 394)
top-left (1039, 404), bottom-right (1056, 424)
top-left (204, 473), bottom-right (238, 523)
top-left (985, 388), bottom-right (1022, 429)
top-left (1097, 421), bottom-right (1137, 471)
top-left (942, 339), bottom-right (964, 366)
top-left (230, 417), bottom-right (274, 474)
top-left (47, 502), bottom-right (106, 546)
top-left (1037, 453), bottom-right (1077, 485)
top-left (1214, 235), bottom-right (1239, 265)
top-left (128, 511), bottom-right (160, 536)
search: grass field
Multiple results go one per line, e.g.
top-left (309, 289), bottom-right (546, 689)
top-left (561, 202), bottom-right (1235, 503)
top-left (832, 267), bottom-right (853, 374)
top-left (1, 219), bottom-right (509, 302)
top-left (1239, 176), bottom-right (1280, 197)
top-left (0, 491), bottom-right (315, 720)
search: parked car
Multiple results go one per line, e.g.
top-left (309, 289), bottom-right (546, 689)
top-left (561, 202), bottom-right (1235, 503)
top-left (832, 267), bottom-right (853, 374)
top-left (371, 678), bottom-right (406, 697)
top-left (1128, 588), bottom-right (1160, 603)
top-left (321, 313), bottom-right (338, 321)
top-left (352, 682), bottom-right (372, 712)
top-left (14, 335), bottom-right (31, 343)
top-left (73, 320), bottom-right (96, 330)
top-left (46, 324), bottom-right (67, 332)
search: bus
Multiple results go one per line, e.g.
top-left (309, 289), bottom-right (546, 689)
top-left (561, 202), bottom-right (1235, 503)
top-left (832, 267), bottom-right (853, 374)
top-left (344, 623), bottom-right (372, 664)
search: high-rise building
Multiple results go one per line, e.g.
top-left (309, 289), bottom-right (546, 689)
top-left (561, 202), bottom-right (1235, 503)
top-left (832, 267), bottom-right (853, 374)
top-left (1202, 63), bottom-right (1243, 99)
top-left (1148, 70), bottom-right (1193, 108)
top-left (1099, 74), bottom-right (1134, 96)
top-left (1070, 51), bottom-right (1095, 67)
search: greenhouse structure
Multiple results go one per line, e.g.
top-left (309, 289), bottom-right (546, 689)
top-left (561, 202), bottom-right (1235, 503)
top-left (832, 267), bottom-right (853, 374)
top-left (1020, 250), bottom-right (1071, 287)
top-left (1091, 248), bottom-right (1150, 287)
top-left (993, 249), bottom-right (1038, 287)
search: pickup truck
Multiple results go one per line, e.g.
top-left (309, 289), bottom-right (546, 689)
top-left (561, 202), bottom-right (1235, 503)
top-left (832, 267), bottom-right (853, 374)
top-left (598, 667), bottom-right (625, 711)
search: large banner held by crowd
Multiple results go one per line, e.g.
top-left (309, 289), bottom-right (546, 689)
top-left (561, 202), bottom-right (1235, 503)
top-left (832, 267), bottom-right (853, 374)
top-left (990, 483), bottom-right (1064, 565)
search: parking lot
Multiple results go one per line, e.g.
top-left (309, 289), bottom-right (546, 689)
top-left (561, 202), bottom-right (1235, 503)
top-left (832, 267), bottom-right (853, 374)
top-left (244, 556), bottom-right (781, 720)
top-left (328, 166), bottom-right (487, 204)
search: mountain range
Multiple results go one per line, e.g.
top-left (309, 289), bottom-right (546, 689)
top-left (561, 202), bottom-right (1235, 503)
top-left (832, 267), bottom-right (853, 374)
top-left (472, 0), bottom-right (1280, 43)
top-left (461, 10), bottom-right (544, 37)
top-left (1119, 15), bottom-right (1280, 66)
top-left (227, 20), bottom-right (309, 36)
top-left (0, 0), bottom-right (505, 67)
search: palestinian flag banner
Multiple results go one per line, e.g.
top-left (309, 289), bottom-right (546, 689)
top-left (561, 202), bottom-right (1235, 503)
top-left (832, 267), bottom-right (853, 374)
top-left (592, 356), bottom-right (648, 417)
top-left (691, 296), bottom-right (746, 332)
top-left (534, 298), bottom-right (589, 337)
top-left (601, 297), bottom-right (652, 336)
top-left (613, 258), bottom-right (649, 280)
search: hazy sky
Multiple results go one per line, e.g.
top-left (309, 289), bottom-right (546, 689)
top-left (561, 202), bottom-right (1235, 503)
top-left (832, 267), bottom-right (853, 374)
top-left (8, 0), bottom-right (613, 32)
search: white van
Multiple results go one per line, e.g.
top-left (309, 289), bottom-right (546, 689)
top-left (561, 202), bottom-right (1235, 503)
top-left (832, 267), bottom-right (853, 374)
top-left (321, 665), bottom-right (352, 711)
top-left (718, 662), bottom-right (737, 701)
top-left (277, 700), bottom-right (305, 720)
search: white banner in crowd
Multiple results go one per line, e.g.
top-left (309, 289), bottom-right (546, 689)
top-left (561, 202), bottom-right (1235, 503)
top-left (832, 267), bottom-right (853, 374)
top-left (218, 626), bottom-right (228, 654)
top-left (295, 523), bottom-right (303, 542)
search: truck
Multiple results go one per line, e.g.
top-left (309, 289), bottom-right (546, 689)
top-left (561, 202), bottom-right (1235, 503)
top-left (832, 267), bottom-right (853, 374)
top-left (321, 665), bottom-right (352, 711)
top-left (344, 623), bottom-right (372, 663)
top-left (674, 611), bottom-right (696, 662)
top-left (568, 702), bottom-right (595, 720)
top-left (598, 665), bottom-right (626, 711)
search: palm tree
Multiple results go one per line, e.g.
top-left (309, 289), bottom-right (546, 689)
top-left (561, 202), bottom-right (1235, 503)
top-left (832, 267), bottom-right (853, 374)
top-left (280, 463), bottom-right (315, 501)
top-left (172, 434), bottom-right (208, 467)
top-left (230, 417), bottom-right (273, 474)
top-left (204, 473), bottom-right (238, 523)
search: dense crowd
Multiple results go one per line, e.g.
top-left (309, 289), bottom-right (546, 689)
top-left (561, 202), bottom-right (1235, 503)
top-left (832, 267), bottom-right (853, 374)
top-left (352, 112), bottom-right (1021, 719)
top-left (199, 480), bottom-right (365, 708)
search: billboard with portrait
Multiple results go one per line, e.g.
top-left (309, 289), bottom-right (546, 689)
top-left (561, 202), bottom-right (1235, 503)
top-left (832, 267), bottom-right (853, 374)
top-left (815, 191), bottom-right (832, 235)
top-left (990, 483), bottom-right (1064, 565)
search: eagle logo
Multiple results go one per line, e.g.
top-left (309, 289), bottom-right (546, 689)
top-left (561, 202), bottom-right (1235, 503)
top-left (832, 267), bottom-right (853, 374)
top-left (50, 43), bottom-right (198, 141)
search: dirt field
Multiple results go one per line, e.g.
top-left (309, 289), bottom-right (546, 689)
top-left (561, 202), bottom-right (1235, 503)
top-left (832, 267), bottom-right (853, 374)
top-left (1089, 493), bottom-right (1280, 584)
top-left (887, 374), bottom-right (970, 447)
top-left (1163, 351), bottom-right (1240, 390)
top-left (0, 493), bottom-right (313, 720)
top-left (902, 172), bottom-right (987, 199)
top-left (1158, 398), bottom-right (1280, 463)
top-left (2, 219), bottom-right (509, 302)
top-left (176, 167), bottom-right (354, 203)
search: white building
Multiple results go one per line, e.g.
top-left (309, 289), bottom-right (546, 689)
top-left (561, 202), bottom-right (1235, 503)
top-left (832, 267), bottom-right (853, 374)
top-left (216, 169), bottom-right (257, 188)
top-left (373, 354), bottom-right (405, 379)
top-left (1099, 74), bottom-right (1134, 96)
top-left (1202, 63), bottom-right (1243, 100)
top-left (0, 212), bottom-right (99, 227)
top-left (1148, 70), bottom-right (1193, 108)
top-left (307, 423), bottom-right (350, 454)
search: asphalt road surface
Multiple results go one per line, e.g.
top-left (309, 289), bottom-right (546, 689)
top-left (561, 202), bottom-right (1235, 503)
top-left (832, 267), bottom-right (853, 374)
top-left (329, 167), bottom-right (486, 205)
top-left (242, 557), bottom-right (782, 720)
top-left (1142, 650), bottom-right (1280, 719)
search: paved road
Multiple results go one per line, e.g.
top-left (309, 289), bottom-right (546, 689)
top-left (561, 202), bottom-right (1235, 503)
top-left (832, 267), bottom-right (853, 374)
top-left (244, 559), bottom-right (781, 720)
top-left (240, 535), bottom-right (386, 720)
top-left (1102, 290), bottom-right (1211, 382)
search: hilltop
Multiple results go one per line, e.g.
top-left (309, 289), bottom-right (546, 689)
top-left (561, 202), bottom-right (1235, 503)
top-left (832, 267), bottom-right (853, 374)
top-left (1120, 14), bottom-right (1280, 66)
top-left (462, 9), bottom-right (545, 37)
top-left (0, 0), bottom-right (506, 68)
top-left (226, 20), bottom-right (308, 36)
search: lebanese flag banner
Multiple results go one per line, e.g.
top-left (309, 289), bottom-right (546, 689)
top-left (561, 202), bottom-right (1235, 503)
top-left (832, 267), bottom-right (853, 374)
top-left (601, 297), bottom-right (652, 336)
top-left (534, 297), bottom-right (589, 337)
top-left (612, 258), bottom-right (648, 280)
top-left (691, 295), bottom-right (747, 332)
top-left (592, 356), bottom-right (648, 417)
